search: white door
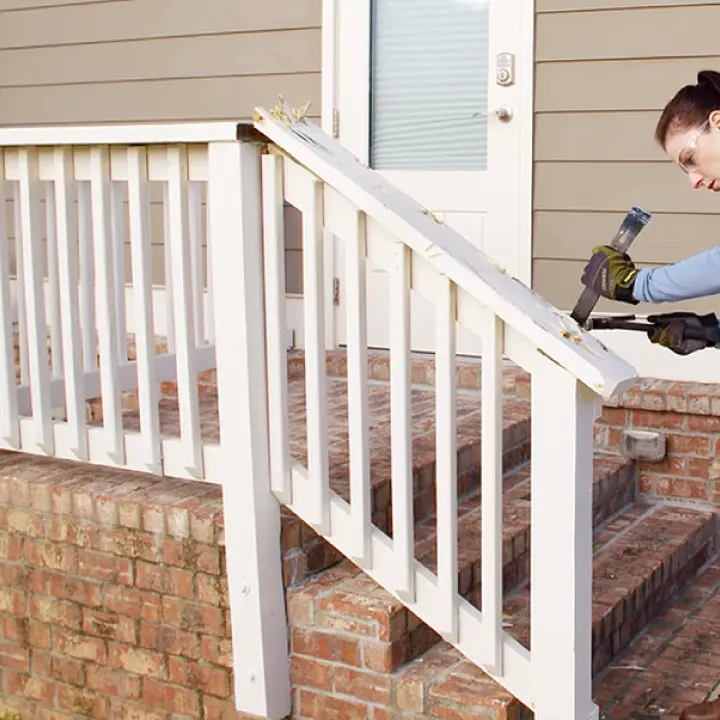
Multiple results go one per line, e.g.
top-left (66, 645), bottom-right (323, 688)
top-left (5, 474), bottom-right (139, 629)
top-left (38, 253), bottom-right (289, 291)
top-left (331, 0), bottom-right (533, 354)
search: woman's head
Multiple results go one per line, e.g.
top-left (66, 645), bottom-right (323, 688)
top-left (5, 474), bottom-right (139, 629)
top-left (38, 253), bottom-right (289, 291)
top-left (655, 70), bottom-right (720, 190)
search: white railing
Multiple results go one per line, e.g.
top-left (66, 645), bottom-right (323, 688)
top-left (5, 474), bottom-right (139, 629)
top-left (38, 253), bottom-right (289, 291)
top-left (253, 105), bottom-right (637, 720)
top-left (0, 111), bottom-right (638, 720)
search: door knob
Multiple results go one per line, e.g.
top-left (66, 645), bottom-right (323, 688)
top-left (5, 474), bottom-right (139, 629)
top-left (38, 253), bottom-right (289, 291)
top-left (495, 106), bottom-right (514, 123)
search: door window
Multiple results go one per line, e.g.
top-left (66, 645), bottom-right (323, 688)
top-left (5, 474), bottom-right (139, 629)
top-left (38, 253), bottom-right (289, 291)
top-left (369, 0), bottom-right (490, 171)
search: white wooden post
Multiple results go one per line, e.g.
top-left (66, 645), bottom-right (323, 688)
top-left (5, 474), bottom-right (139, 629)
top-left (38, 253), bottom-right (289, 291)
top-left (531, 355), bottom-right (600, 720)
top-left (206, 134), bottom-right (291, 720)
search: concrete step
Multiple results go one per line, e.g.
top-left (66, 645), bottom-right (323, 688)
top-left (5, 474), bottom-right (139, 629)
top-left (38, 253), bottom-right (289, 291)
top-left (287, 502), bottom-right (716, 719)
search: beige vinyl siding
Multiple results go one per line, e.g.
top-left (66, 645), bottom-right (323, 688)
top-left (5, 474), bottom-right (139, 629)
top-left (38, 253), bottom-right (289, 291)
top-left (0, 0), bottom-right (319, 288)
top-left (533, 2), bottom-right (720, 316)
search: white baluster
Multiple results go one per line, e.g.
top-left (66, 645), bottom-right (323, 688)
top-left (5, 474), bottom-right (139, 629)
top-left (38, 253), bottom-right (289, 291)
top-left (89, 146), bottom-right (124, 465)
top-left (531, 355), bottom-right (598, 720)
top-left (346, 210), bottom-right (371, 566)
top-left (435, 275), bottom-right (458, 641)
top-left (0, 152), bottom-right (18, 448)
top-left (390, 242), bottom-right (414, 602)
top-left (12, 183), bottom-right (28, 384)
top-left (111, 181), bottom-right (127, 362)
top-left (77, 181), bottom-right (97, 371)
top-left (204, 207), bottom-right (215, 345)
top-left (261, 154), bottom-right (291, 504)
top-left (125, 147), bottom-right (161, 474)
top-left (206, 138), bottom-right (290, 720)
top-left (44, 183), bottom-right (63, 379)
top-left (18, 148), bottom-right (52, 454)
top-left (302, 178), bottom-right (330, 533)
top-left (162, 182), bottom-right (176, 352)
top-left (53, 148), bottom-right (87, 461)
top-left (481, 311), bottom-right (504, 673)
top-left (188, 182), bottom-right (205, 347)
top-left (164, 145), bottom-right (202, 478)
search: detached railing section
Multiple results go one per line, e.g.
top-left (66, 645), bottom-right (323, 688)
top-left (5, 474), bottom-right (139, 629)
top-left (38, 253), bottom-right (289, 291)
top-left (0, 129), bottom-right (219, 479)
top-left (253, 106), bottom-right (638, 720)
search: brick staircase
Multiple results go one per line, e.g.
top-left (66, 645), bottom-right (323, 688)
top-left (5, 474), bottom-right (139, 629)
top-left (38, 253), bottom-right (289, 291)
top-left (282, 350), bottom-right (720, 719)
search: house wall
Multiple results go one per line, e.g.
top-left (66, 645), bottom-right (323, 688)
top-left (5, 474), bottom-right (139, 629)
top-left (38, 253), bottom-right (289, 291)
top-left (532, 0), bottom-right (720, 317)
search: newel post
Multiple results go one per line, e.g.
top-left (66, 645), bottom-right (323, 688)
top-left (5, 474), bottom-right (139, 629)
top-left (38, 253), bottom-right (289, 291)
top-left (530, 354), bottom-right (601, 720)
top-left (206, 134), bottom-right (291, 719)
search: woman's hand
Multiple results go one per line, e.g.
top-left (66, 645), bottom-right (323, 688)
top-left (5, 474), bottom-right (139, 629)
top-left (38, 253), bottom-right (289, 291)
top-left (647, 312), bottom-right (720, 355)
top-left (580, 245), bottom-right (640, 304)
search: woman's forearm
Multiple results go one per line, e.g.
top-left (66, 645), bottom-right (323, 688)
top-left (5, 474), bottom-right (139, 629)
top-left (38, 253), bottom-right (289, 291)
top-left (633, 245), bottom-right (720, 303)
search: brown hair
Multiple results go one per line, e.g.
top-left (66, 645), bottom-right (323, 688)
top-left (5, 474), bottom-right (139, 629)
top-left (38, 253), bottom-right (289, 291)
top-left (654, 70), bottom-right (720, 149)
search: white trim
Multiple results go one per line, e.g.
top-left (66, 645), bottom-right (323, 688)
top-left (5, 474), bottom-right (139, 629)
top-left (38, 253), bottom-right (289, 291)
top-left (518, 0), bottom-right (535, 287)
top-left (0, 122), bottom-right (241, 147)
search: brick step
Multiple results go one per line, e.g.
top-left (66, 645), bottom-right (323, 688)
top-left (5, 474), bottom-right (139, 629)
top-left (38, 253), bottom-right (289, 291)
top-left (289, 349), bottom-right (531, 399)
top-left (281, 374), bottom-right (532, 586)
top-left (288, 450), bottom-right (635, 671)
top-left (287, 503), bottom-right (715, 719)
top-left (594, 555), bottom-right (720, 719)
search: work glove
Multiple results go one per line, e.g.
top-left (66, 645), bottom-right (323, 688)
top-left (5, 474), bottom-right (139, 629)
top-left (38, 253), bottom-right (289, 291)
top-left (580, 245), bottom-right (639, 305)
top-left (646, 312), bottom-right (720, 356)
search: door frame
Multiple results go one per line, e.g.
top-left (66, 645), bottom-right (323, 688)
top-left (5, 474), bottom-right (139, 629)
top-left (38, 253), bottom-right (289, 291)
top-left (321, 0), bottom-right (536, 352)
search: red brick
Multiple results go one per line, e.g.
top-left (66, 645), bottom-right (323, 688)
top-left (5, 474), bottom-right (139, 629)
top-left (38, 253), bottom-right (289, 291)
top-left (135, 561), bottom-right (193, 599)
top-left (292, 628), bottom-right (362, 667)
top-left (5, 669), bottom-right (54, 704)
top-left (83, 609), bottom-right (137, 644)
top-left (291, 654), bottom-right (333, 690)
top-left (0, 641), bottom-right (30, 671)
top-left (86, 665), bottom-right (142, 700)
top-left (687, 457), bottom-right (714, 479)
top-left (363, 641), bottom-right (405, 673)
top-left (167, 656), bottom-right (230, 698)
top-left (108, 700), bottom-right (168, 720)
top-left (0, 587), bottom-right (27, 616)
top-left (656, 477), bottom-right (709, 501)
top-left (687, 415), bottom-right (720, 432)
top-left (139, 622), bottom-right (199, 659)
top-left (97, 529), bottom-right (158, 561)
top-left (161, 597), bottom-right (224, 635)
top-left (78, 550), bottom-right (133, 584)
top-left (6, 507), bottom-right (44, 536)
top-left (141, 678), bottom-right (200, 716)
top-left (35, 652), bottom-right (85, 686)
top-left (298, 689), bottom-right (367, 719)
top-left (333, 666), bottom-right (392, 703)
top-left (28, 620), bottom-right (51, 649)
top-left (57, 685), bottom-right (109, 718)
top-left (54, 629), bottom-right (106, 663)
top-left (200, 635), bottom-right (232, 668)
top-left (0, 531), bottom-right (26, 560)
top-left (196, 573), bottom-right (226, 606)
top-left (631, 411), bottom-right (685, 430)
top-left (105, 587), bottom-right (161, 622)
top-left (108, 643), bottom-right (164, 678)
top-left (29, 596), bottom-right (82, 629)
top-left (48, 516), bottom-right (97, 547)
top-left (26, 540), bottom-right (77, 573)
top-left (49, 573), bottom-right (102, 607)
top-left (666, 433), bottom-right (711, 456)
top-left (203, 695), bottom-right (253, 720)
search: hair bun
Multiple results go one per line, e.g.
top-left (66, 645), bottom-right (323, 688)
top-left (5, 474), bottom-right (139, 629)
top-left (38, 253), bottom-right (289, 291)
top-left (697, 70), bottom-right (720, 96)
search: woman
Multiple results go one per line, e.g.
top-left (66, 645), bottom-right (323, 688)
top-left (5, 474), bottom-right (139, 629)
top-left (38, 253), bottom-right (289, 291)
top-left (581, 70), bottom-right (720, 357)
top-left (582, 70), bottom-right (720, 720)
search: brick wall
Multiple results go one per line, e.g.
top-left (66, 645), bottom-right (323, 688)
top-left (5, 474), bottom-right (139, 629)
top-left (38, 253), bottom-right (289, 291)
top-left (594, 379), bottom-right (720, 508)
top-left (0, 450), bottom-right (340, 720)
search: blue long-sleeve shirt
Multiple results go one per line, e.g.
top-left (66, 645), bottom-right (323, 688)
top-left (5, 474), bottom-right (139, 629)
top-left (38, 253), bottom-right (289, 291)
top-left (633, 246), bottom-right (720, 303)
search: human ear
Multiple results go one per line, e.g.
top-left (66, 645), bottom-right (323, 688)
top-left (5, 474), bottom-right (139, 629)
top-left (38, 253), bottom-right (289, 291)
top-left (709, 109), bottom-right (720, 129)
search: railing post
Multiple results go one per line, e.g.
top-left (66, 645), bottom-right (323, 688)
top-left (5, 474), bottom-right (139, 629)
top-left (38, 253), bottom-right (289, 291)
top-left (531, 354), bottom-right (600, 720)
top-left (206, 133), bottom-right (291, 720)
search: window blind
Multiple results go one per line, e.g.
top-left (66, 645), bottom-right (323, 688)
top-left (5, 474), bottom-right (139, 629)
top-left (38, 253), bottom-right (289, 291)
top-left (369, 0), bottom-right (490, 171)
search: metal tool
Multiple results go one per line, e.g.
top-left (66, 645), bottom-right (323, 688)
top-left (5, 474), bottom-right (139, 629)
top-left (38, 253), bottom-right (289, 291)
top-left (570, 205), bottom-right (653, 328)
top-left (587, 314), bottom-right (719, 342)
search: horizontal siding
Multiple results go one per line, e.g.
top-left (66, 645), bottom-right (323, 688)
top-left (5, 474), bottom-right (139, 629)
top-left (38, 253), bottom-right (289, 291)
top-left (0, 29), bottom-right (320, 87)
top-left (536, 0), bottom-right (711, 12)
top-left (0, 0), bottom-right (321, 125)
top-left (533, 1), bottom-right (720, 319)
top-left (0, 0), bottom-right (320, 48)
top-left (536, 5), bottom-right (720, 60)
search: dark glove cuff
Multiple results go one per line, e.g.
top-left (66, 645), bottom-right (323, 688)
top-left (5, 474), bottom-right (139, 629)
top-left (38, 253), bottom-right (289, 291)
top-left (614, 281), bottom-right (639, 305)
